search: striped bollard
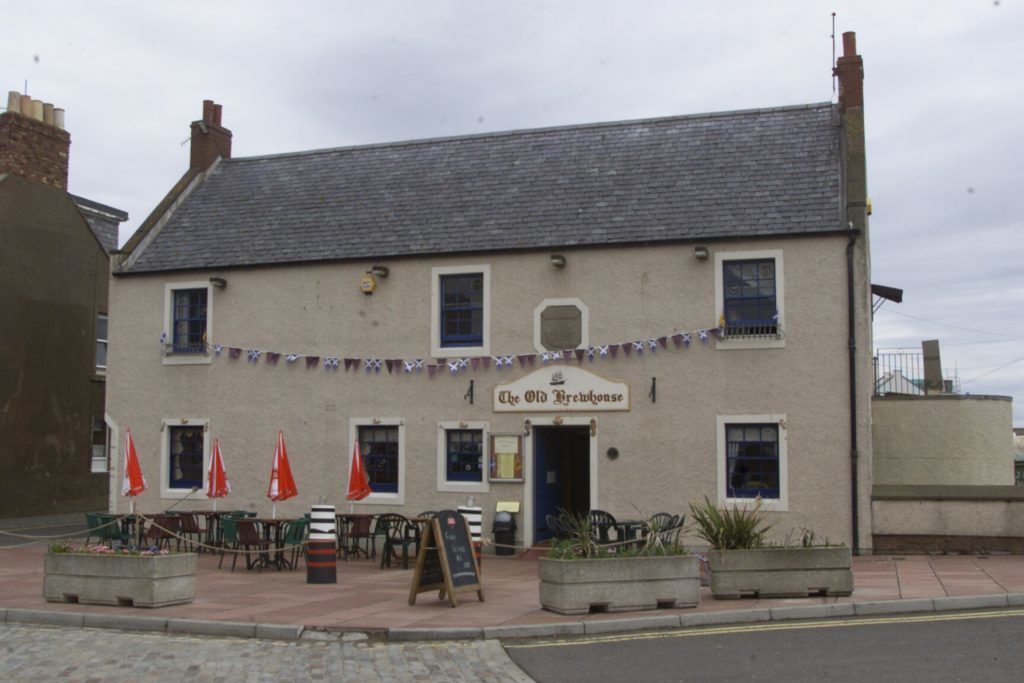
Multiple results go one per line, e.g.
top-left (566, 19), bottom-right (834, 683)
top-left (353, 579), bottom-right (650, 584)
top-left (307, 504), bottom-right (337, 584)
top-left (456, 505), bottom-right (483, 574)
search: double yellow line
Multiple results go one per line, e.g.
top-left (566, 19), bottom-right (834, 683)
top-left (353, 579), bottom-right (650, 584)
top-left (505, 608), bottom-right (1024, 649)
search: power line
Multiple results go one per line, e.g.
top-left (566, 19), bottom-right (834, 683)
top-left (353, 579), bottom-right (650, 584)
top-left (878, 309), bottom-right (1024, 339)
top-left (962, 355), bottom-right (1024, 385)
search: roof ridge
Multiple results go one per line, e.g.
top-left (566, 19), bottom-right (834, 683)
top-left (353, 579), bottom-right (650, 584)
top-left (224, 101), bottom-right (836, 165)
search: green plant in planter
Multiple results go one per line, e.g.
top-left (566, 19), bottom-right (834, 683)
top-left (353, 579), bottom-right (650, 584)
top-left (547, 509), bottom-right (687, 559)
top-left (688, 496), bottom-right (771, 550)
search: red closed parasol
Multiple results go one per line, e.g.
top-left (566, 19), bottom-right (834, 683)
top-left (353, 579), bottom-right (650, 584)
top-left (121, 428), bottom-right (147, 514)
top-left (267, 430), bottom-right (298, 518)
top-left (206, 438), bottom-right (231, 510)
top-left (346, 440), bottom-right (372, 504)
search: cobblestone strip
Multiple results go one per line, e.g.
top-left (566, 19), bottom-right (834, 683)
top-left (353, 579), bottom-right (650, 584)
top-left (0, 623), bottom-right (534, 682)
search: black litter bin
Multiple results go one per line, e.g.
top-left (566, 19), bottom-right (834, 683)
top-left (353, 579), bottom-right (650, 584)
top-left (493, 511), bottom-right (517, 556)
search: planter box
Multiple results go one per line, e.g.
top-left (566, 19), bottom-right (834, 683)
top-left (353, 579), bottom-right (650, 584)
top-left (707, 547), bottom-right (852, 599)
top-left (44, 553), bottom-right (198, 608)
top-left (539, 555), bottom-right (700, 615)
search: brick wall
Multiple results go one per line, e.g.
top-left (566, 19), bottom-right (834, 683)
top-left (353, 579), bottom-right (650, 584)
top-left (0, 111), bottom-right (70, 189)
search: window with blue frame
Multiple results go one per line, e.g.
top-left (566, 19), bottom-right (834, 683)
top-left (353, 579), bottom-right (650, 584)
top-left (726, 424), bottom-right (780, 499)
top-left (168, 426), bottom-right (204, 489)
top-left (446, 429), bottom-right (483, 482)
top-left (172, 288), bottom-right (208, 353)
top-left (360, 425), bottom-right (399, 494)
top-left (722, 259), bottom-right (777, 336)
top-left (439, 273), bottom-right (483, 347)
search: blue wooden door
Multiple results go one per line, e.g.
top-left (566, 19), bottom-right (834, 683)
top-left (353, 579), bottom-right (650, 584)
top-left (533, 426), bottom-right (589, 542)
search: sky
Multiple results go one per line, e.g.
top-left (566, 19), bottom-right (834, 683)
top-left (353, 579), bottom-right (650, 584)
top-left (4, 1), bottom-right (1022, 426)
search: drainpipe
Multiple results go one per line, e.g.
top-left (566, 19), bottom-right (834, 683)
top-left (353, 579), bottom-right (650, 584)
top-left (847, 228), bottom-right (861, 556)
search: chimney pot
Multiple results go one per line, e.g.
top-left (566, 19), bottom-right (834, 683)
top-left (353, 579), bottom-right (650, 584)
top-left (202, 99), bottom-right (215, 123)
top-left (213, 103), bottom-right (222, 126)
top-left (0, 91), bottom-right (71, 188)
top-left (54, 108), bottom-right (65, 129)
top-left (835, 31), bottom-right (864, 110)
top-left (842, 31), bottom-right (857, 57)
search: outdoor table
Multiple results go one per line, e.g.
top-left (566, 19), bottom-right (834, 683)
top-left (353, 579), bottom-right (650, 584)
top-left (254, 517), bottom-right (292, 570)
top-left (616, 519), bottom-right (648, 545)
top-left (116, 513), bottom-right (145, 546)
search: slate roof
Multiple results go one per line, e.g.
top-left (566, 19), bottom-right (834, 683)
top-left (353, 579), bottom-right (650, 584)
top-left (121, 102), bottom-right (842, 274)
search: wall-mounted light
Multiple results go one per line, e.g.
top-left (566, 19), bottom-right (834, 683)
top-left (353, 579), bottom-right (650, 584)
top-left (360, 273), bottom-right (377, 295)
top-left (549, 254), bottom-right (566, 268)
top-left (209, 277), bottom-right (227, 288)
top-left (693, 246), bottom-right (709, 260)
top-left (361, 266), bottom-right (390, 295)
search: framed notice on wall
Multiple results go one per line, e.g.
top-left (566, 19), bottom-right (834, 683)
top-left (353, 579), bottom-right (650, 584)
top-left (488, 434), bottom-right (523, 482)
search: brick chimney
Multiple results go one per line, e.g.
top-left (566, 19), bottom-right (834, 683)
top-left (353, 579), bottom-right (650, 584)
top-left (189, 99), bottom-right (232, 171)
top-left (0, 90), bottom-right (70, 189)
top-left (834, 31), bottom-right (864, 110)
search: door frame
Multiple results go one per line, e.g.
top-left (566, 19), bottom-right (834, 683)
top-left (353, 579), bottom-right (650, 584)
top-left (523, 415), bottom-right (598, 549)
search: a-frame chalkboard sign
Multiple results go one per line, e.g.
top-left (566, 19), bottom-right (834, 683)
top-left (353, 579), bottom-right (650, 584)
top-left (408, 509), bottom-right (485, 607)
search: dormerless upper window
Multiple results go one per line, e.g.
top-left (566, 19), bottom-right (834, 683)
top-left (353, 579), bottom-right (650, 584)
top-left (172, 289), bottom-right (208, 353)
top-left (439, 273), bottom-right (483, 347)
top-left (722, 259), bottom-right (777, 336)
top-left (95, 314), bottom-right (108, 371)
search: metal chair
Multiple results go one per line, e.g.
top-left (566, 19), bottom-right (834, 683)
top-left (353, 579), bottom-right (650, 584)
top-left (218, 517), bottom-right (240, 570)
top-left (282, 518), bottom-right (308, 570)
top-left (235, 519), bottom-right (271, 572)
top-left (340, 514), bottom-right (375, 560)
top-left (175, 512), bottom-right (204, 552)
top-left (645, 512), bottom-right (680, 547)
top-left (143, 514), bottom-right (181, 551)
top-left (376, 514), bottom-right (417, 569)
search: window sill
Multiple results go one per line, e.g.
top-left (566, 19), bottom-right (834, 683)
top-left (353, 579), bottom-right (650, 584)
top-left (721, 496), bottom-right (788, 512)
top-left (160, 487), bottom-right (202, 499)
top-left (437, 480), bottom-right (489, 494)
top-left (162, 353), bottom-right (213, 366)
top-left (432, 344), bottom-right (489, 360)
top-left (716, 336), bottom-right (785, 351)
top-left (716, 325), bottom-right (785, 350)
top-left (357, 491), bottom-right (406, 506)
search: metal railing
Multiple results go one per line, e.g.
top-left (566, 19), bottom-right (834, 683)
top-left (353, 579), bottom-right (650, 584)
top-left (873, 349), bottom-right (960, 397)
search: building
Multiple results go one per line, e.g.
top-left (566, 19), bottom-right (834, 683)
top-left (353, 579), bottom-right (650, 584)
top-left (0, 91), bottom-right (127, 518)
top-left (108, 34), bottom-right (874, 551)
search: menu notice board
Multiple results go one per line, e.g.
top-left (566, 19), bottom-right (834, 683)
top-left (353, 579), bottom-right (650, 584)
top-left (408, 510), bottom-right (484, 607)
top-left (489, 434), bottom-right (523, 482)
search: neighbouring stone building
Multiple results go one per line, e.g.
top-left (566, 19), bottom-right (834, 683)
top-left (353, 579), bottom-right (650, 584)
top-left (1, 91), bottom-right (127, 517)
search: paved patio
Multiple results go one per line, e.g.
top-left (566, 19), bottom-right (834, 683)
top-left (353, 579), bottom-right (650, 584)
top-left (3, 534), bottom-right (1024, 634)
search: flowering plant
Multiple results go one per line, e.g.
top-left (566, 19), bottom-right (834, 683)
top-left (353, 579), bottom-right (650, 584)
top-left (49, 542), bottom-right (169, 556)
